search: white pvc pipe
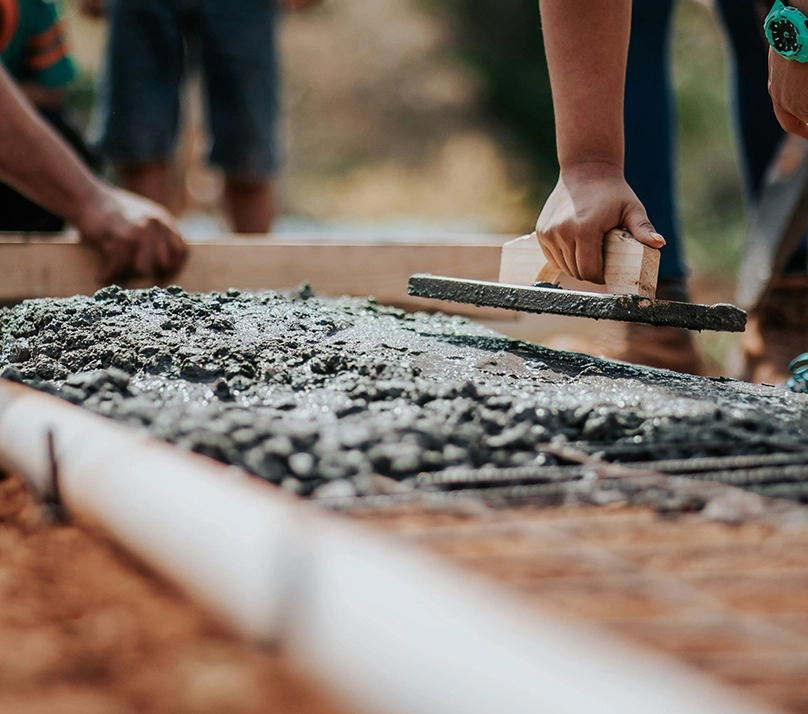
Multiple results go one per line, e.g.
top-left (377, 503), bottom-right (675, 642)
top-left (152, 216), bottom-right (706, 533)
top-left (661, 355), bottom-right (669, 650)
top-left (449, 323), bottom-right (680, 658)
top-left (292, 520), bottom-right (775, 714)
top-left (0, 381), bottom-right (298, 639)
top-left (0, 380), bottom-right (776, 714)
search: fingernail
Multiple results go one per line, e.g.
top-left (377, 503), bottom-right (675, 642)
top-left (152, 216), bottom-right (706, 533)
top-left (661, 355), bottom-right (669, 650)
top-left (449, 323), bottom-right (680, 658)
top-left (651, 232), bottom-right (666, 245)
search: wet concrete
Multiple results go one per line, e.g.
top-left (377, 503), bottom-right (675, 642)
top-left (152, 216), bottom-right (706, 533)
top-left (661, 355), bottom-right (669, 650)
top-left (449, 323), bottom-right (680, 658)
top-left (0, 286), bottom-right (805, 499)
top-left (408, 274), bottom-right (747, 332)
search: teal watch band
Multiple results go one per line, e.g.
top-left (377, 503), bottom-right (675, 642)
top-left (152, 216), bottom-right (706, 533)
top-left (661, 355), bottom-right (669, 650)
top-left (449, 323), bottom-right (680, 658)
top-left (766, 0), bottom-right (808, 62)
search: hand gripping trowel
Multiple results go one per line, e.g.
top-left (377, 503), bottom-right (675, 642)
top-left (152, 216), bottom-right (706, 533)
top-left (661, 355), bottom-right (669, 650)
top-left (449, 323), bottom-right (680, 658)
top-left (408, 229), bottom-right (746, 332)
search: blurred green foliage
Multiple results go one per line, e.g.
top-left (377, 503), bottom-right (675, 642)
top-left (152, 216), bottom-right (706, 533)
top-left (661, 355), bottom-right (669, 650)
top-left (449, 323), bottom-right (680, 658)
top-left (424, 0), bottom-right (557, 186)
top-left (672, 1), bottom-right (746, 276)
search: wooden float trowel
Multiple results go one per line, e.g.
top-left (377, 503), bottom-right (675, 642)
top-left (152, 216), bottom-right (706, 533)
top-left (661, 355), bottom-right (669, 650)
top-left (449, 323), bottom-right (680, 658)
top-left (408, 229), bottom-right (747, 332)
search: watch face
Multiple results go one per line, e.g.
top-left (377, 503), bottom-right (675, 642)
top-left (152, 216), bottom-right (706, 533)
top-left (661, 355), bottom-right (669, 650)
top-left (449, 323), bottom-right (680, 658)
top-left (770, 17), bottom-right (801, 54)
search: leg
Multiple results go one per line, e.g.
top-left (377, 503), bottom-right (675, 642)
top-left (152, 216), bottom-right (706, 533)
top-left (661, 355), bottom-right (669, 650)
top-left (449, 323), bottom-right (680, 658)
top-left (624, 0), bottom-right (682, 281)
top-left (223, 177), bottom-right (275, 234)
top-left (715, 0), bottom-right (783, 204)
top-left (715, 0), bottom-right (806, 271)
top-left (92, 0), bottom-right (184, 209)
top-left (199, 0), bottom-right (280, 233)
top-left (119, 160), bottom-right (175, 209)
top-left (717, 0), bottom-right (808, 383)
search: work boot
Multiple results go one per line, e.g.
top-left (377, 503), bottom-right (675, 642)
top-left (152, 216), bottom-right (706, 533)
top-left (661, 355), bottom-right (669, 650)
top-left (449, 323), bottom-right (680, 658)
top-left (544, 280), bottom-right (705, 376)
top-left (736, 275), bottom-right (808, 385)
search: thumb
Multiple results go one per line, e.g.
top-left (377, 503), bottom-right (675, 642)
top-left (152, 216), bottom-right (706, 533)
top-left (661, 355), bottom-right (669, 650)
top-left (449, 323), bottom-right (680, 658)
top-left (623, 204), bottom-right (665, 249)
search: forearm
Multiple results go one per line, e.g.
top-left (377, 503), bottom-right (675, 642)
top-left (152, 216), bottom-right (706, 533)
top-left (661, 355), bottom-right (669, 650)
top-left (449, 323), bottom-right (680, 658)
top-left (0, 65), bottom-right (103, 228)
top-left (539, 0), bottom-right (631, 172)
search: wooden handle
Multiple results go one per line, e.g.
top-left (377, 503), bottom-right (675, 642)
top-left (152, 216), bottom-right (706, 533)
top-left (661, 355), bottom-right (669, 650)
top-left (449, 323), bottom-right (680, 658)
top-left (498, 229), bottom-right (660, 298)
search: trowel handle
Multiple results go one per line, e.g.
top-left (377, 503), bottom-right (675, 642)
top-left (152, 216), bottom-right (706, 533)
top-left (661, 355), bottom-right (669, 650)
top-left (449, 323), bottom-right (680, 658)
top-left (536, 260), bottom-right (562, 284)
top-left (498, 229), bottom-right (660, 298)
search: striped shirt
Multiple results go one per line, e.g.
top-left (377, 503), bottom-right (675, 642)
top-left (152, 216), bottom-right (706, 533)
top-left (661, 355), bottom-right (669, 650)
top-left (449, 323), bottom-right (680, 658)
top-left (0, 0), bottom-right (75, 87)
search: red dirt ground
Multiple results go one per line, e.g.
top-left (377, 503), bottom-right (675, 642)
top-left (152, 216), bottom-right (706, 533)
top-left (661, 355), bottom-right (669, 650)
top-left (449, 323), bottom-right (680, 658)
top-left (0, 473), bottom-right (345, 714)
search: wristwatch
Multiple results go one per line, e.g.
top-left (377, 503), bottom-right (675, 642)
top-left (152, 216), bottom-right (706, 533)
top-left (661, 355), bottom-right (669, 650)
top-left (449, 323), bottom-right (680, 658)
top-left (765, 0), bottom-right (808, 62)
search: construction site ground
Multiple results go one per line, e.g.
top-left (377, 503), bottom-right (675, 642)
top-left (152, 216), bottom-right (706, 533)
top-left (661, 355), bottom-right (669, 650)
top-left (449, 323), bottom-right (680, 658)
top-left (5, 470), bottom-right (808, 713)
top-left (0, 474), bottom-right (345, 714)
top-left (353, 501), bottom-right (808, 714)
top-left (4, 287), bottom-right (808, 711)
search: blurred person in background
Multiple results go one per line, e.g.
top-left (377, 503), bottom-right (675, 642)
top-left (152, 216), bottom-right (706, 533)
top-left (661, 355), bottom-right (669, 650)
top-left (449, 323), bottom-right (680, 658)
top-left (80, 0), bottom-right (321, 234)
top-left (536, 0), bottom-right (808, 385)
top-left (556, 0), bottom-right (807, 383)
top-left (0, 0), bottom-right (101, 230)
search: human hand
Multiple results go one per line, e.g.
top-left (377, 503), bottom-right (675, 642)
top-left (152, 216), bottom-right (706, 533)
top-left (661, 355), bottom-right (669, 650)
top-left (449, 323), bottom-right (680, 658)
top-left (535, 163), bottom-right (664, 284)
top-left (281, 0), bottom-right (323, 10)
top-left (75, 186), bottom-right (187, 284)
top-left (76, 0), bottom-right (105, 18)
top-left (769, 48), bottom-right (808, 140)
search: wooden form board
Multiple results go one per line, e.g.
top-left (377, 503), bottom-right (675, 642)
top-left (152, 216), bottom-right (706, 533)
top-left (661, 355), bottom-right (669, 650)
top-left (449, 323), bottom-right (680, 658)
top-left (0, 233), bottom-right (514, 319)
top-left (499, 229), bottom-right (659, 298)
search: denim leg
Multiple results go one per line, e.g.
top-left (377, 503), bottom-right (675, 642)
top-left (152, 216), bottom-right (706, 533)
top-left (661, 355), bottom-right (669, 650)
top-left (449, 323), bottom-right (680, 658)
top-left (198, 0), bottom-right (280, 179)
top-left (92, 0), bottom-right (185, 163)
top-left (625, 0), bottom-right (683, 280)
top-left (715, 0), bottom-right (782, 202)
top-left (716, 0), bottom-right (807, 272)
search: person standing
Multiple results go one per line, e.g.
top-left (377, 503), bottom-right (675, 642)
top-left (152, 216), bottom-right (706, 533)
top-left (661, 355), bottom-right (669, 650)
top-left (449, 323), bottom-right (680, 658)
top-left (536, 0), bottom-right (808, 384)
top-left (84, 0), bottom-right (320, 234)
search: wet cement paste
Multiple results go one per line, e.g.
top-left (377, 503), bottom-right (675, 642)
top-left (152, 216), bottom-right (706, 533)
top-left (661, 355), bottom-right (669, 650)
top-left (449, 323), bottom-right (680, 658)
top-left (1, 286), bottom-right (807, 500)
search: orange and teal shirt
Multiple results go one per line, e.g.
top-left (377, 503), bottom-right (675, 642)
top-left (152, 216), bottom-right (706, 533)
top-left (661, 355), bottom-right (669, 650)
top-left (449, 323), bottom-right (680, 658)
top-left (0, 0), bottom-right (75, 87)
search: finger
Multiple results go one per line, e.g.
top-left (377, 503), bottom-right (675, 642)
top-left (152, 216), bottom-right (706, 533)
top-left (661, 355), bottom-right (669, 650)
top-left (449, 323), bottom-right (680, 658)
top-left (623, 205), bottom-right (666, 249)
top-left (133, 232), bottom-right (155, 278)
top-left (153, 230), bottom-right (172, 275)
top-left (167, 229), bottom-right (188, 275)
top-left (98, 244), bottom-right (115, 284)
top-left (537, 236), bottom-right (566, 279)
top-left (575, 229), bottom-right (605, 284)
top-left (555, 230), bottom-right (581, 281)
top-left (99, 241), bottom-right (133, 285)
top-left (773, 104), bottom-right (808, 140)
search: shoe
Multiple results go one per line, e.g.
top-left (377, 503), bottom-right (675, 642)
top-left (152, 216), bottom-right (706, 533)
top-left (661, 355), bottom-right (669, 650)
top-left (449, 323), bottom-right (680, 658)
top-left (784, 353), bottom-right (808, 392)
top-left (544, 280), bottom-right (705, 376)
top-left (738, 275), bottom-right (808, 385)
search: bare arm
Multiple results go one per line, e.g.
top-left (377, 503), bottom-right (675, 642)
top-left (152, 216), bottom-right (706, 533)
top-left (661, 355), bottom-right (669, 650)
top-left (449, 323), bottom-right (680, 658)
top-left (769, 0), bottom-right (808, 140)
top-left (535, 0), bottom-right (663, 283)
top-left (0, 65), bottom-right (185, 283)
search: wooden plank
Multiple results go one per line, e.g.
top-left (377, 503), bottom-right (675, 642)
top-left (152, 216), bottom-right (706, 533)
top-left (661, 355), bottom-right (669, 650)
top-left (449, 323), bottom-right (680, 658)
top-left (0, 233), bottom-right (514, 319)
top-left (602, 230), bottom-right (659, 298)
top-left (498, 233), bottom-right (558, 285)
top-left (498, 229), bottom-right (659, 298)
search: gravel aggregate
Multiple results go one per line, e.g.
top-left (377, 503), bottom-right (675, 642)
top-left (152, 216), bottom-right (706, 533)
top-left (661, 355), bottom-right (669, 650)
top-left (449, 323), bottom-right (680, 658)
top-left (2, 286), bottom-right (807, 499)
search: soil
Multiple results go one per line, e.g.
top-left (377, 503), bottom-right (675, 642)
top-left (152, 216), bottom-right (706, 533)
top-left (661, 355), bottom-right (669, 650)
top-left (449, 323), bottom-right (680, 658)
top-left (1, 287), bottom-right (807, 500)
top-left (0, 473), bottom-right (344, 714)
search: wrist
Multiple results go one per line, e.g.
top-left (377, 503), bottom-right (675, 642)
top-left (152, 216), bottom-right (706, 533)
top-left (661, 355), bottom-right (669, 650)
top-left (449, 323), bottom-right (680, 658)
top-left (766, 0), bottom-right (808, 61)
top-left (559, 161), bottom-right (624, 182)
top-left (70, 180), bottom-right (114, 236)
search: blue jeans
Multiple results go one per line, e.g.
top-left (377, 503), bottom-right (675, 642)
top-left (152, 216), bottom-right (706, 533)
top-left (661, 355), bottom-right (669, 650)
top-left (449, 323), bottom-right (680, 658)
top-left (94, 0), bottom-right (280, 179)
top-left (625, 0), bottom-right (786, 281)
